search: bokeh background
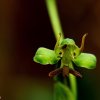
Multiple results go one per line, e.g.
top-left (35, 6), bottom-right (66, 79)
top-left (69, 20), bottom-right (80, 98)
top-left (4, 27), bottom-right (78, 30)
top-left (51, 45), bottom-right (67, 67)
top-left (0, 0), bottom-right (100, 100)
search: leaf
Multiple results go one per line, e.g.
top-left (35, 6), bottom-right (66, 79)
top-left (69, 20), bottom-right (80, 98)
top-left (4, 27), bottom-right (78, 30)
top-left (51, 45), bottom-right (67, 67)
top-left (73, 53), bottom-right (97, 69)
top-left (54, 82), bottom-right (74, 100)
top-left (33, 47), bottom-right (59, 65)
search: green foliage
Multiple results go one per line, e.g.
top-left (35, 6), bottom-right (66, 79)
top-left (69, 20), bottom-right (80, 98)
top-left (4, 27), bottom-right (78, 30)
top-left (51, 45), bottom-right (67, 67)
top-left (54, 82), bottom-right (74, 100)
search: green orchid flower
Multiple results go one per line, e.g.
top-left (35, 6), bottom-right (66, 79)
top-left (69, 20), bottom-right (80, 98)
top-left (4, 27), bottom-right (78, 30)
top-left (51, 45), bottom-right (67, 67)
top-left (33, 33), bottom-right (97, 77)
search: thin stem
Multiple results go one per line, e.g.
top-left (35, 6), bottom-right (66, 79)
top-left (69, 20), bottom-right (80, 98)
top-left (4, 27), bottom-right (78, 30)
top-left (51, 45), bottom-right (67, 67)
top-left (45, 0), bottom-right (64, 41)
top-left (69, 74), bottom-right (77, 100)
top-left (45, 0), bottom-right (77, 100)
top-left (69, 63), bottom-right (77, 100)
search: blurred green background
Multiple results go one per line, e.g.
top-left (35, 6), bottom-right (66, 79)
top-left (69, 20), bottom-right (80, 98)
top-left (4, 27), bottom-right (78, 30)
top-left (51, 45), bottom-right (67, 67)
top-left (0, 0), bottom-right (100, 100)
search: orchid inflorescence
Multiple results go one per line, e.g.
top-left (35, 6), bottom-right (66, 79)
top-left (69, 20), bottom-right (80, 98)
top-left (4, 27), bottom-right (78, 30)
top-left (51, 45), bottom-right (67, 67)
top-left (33, 33), bottom-right (97, 78)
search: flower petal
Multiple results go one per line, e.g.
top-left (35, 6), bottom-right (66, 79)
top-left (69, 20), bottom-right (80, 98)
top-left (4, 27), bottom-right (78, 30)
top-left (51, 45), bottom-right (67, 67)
top-left (33, 47), bottom-right (59, 65)
top-left (61, 38), bottom-right (75, 46)
top-left (73, 53), bottom-right (97, 69)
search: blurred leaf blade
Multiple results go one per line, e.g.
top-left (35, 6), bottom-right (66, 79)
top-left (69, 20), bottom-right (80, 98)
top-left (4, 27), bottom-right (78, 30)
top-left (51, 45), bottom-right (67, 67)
top-left (54, 82), bottom-right (74, 100)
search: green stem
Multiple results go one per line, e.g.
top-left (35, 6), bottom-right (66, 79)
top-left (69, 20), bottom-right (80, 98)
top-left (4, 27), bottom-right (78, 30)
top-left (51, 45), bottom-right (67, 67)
top-left (69, 63), bottom-right (77, 100)
top-left (45, 0), bottom-right (64, 41)
top-left (45, 0), bottom-right (77, 100)
top-left (69, 74), bottom-right (77, 100)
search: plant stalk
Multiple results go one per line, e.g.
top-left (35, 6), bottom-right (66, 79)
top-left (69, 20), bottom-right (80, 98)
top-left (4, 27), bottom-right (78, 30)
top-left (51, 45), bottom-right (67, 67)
top-left (69, 63), bottom-right (77, 100)
top-left (45, 0), bottom-right (64, 41)
top-left (45, 0), bottom-right (77, 100)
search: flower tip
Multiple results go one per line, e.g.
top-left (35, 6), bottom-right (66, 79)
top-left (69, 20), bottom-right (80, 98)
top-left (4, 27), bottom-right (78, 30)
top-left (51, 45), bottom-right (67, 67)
top-left (69, 69), bottom-right (83, 78)
top-left (80, 33), bottom-right (88, 52)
